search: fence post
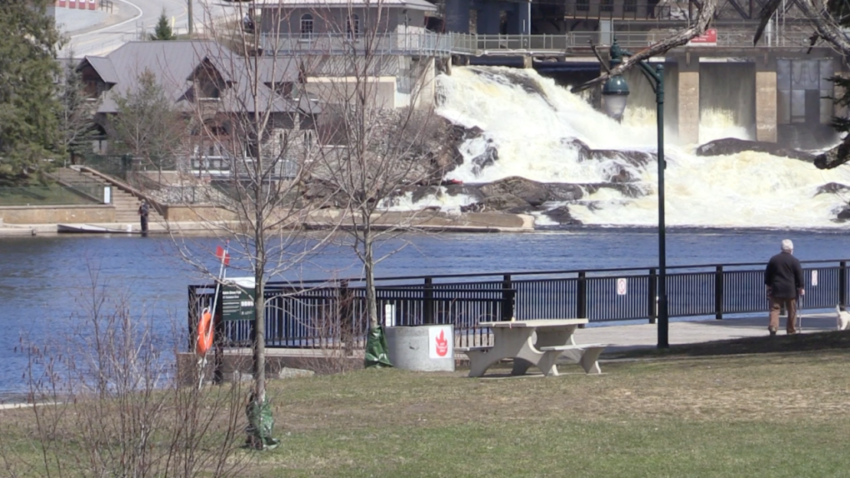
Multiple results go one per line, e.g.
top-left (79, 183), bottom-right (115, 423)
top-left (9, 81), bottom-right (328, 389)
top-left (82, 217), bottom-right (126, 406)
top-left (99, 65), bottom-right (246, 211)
top-left (339, 280), bottom-right (353, 355)
top-left (648, 268), bottom-right (657, 323)
top-left (424, 277), bottom-right (434, 324)
top-left (715, 265), bottom-right (723, 320)
top-left (501, 274), bottom-right (514, 321)
top-left (841, 261), bottom-right (847, 308)
top-left (187, 286), bottom-right (198, 352)
top-left (577, 271), bottom-right (587, 320)
top-left (213, 286), bottom-right (224, 384)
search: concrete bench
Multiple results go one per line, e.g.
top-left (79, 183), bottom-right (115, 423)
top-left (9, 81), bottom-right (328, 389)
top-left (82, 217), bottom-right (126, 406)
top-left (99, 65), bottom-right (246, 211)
top-left (538, 343), bottom-right (607, 374)
top-left (455, 346), bottom-right (492, 353)
top-left (455, 347), bottom-right (494, 365)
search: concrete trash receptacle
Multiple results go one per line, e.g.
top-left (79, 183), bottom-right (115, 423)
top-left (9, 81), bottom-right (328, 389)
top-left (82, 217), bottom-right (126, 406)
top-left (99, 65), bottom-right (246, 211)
top-left (385, 325), bottom-right (454, 372)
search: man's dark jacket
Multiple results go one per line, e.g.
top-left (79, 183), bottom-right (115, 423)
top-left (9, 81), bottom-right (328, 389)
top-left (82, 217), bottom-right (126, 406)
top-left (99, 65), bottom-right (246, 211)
top-left (764, 252), bottom-right (803, 299)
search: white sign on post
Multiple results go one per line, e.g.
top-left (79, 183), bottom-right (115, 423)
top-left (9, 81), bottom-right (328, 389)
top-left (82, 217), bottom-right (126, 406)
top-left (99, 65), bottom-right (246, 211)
top-left (616, 278), bottom-right (628, 296)
top-left (428, 325), bottom-right (452, 359)
top-left (812, 270), bottom-right (818, 287)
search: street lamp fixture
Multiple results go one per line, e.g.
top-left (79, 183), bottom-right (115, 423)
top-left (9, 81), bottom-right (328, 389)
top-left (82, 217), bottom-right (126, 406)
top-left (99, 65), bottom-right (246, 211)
top-left (600, 39), bottom-right (669, 348)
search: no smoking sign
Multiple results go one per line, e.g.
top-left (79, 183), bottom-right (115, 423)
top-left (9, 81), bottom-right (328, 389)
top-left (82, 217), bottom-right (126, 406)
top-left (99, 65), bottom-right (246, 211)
top-left (616, 278), bottom-right (628, 296)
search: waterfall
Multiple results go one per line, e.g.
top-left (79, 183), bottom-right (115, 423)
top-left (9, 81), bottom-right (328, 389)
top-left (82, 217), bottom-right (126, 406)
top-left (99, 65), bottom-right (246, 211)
top-left (422, 66), bottom-right (850, 229)
top-left (698, 63), bottom-right (755, 144)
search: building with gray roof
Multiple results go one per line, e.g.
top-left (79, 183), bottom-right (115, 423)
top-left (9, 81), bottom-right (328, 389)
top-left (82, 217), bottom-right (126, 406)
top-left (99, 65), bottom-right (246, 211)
top-left (76, 40), bottom-right (320, 177)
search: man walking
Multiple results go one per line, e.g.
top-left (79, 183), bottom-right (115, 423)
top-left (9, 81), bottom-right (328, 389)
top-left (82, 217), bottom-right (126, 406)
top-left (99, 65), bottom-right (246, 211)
top-left (138, 199), bottom-right (150, 236)
top-left (764, 239), bottom-right (804, 336)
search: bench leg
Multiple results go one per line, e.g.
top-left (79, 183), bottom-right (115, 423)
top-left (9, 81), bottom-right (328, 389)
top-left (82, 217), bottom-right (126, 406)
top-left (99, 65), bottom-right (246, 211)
top-left (536, 351), bottom-right (562, 377)
top-left (579, 347), bottom-right (604, 374)
top-left (511, 358), bottom-right (533, 376)
top-left (467, 350), bottom-right (499, 377)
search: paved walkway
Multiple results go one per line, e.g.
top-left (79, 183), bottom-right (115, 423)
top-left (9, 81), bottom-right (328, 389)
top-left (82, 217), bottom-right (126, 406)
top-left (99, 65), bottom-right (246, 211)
top-left (577, 313), bottom-right (837, 354)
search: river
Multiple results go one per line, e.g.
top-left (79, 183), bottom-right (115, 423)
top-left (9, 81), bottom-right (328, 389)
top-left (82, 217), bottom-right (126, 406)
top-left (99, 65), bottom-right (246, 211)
top-left (2, 228), bottom-right (849, 395)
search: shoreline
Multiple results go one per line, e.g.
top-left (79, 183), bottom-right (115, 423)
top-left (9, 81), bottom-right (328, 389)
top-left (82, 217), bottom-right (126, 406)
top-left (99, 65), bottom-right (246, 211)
top-left (0, 211), bottom-right (537, 238)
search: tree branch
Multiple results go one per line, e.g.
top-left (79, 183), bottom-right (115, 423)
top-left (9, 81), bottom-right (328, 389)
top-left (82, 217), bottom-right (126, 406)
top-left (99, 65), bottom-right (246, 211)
top-left (570, 0), bottom-right (716, 94)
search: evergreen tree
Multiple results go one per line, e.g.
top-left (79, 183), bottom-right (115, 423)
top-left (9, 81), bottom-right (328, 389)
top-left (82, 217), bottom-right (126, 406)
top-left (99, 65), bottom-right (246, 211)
top-left (150, 11), bottom-right (176, 41)
top-left (58, 58), bottom-right (99, 165)
top-left (0, 0), bottom-right (63, 184)
top-left (111, 70), bottom-right (185, 178)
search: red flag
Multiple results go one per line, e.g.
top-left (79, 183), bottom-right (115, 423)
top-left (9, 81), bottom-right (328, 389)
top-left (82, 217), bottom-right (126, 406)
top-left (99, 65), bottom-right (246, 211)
top-left (215, 245), bottom-right (230, 266)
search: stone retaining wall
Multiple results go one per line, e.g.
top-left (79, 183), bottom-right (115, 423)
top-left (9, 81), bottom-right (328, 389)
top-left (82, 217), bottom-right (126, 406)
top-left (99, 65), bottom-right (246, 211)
top-left (0, 205), bottom-right (114, 224)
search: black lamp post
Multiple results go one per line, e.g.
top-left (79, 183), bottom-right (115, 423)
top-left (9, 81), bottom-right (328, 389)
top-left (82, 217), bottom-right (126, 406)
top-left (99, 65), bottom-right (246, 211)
top-left (601, 39), bottom-right (669, 348)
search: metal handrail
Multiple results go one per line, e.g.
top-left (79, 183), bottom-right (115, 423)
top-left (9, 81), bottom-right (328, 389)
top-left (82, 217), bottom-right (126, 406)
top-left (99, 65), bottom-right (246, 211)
top-left (261, 258), bottom-right (850, 287)
top-left (190, 259), bottom-right (850, 349)
top-left (260, 30), bottom-right (820, 58)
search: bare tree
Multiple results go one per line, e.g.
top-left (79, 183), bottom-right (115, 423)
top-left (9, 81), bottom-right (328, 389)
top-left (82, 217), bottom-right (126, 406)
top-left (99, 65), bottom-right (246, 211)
top-left (2, 264), bottom-right (246, 477)
top-left (305, 0), bottom-right (449, 365)
top-left (167, 2), bottom-right (342, 449)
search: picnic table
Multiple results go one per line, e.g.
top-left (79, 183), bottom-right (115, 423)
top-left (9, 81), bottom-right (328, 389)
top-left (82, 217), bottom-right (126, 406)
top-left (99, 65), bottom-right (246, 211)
top-left (458, 319), bottom-right (606, 377)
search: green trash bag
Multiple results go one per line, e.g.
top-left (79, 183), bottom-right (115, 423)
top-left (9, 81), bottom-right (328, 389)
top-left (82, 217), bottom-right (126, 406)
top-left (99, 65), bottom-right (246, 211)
top-left (364, 325), bottom-right (393, 368)
top-left (246, 395), bottom-right (281, 450)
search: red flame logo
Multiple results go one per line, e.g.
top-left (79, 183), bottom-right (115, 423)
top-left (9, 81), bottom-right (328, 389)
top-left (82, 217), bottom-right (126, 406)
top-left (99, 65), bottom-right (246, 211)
top-left (435, 330), bottom-right (448, 357)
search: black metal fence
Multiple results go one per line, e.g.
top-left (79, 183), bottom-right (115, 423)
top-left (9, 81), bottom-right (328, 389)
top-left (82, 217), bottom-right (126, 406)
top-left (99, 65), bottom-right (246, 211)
top-left (188, 259), bottom-right (849, 351)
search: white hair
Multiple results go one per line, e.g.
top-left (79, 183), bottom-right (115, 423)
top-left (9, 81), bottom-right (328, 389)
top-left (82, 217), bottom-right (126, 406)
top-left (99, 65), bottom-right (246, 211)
top-left (781, 239), bottom-right (794, 253)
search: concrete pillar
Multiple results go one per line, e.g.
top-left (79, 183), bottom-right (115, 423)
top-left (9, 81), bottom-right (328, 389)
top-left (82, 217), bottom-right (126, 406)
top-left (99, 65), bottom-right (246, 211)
top-left (505, 3), bottom-right (526, 35)
top-left (678, 71), bottom-right (699, 145)
top-left (477, 5), bottom-right (501, 35)
top-left (834, 72), bottom-right (849, 120)
top-left (755, 71), bottom-right (778, 142)
top-left (445, 0), bottom-right (471, 33)
top-left (419, 58), bottom-right (437, 106)
top-left (522, 56), bottom-right (532, 69)
top-left (519, 1), bottom-right (531, 34)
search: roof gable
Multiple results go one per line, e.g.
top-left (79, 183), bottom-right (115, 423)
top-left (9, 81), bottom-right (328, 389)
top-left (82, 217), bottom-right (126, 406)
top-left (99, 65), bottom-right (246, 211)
top-left (83, 41), bottom-right (313, 116)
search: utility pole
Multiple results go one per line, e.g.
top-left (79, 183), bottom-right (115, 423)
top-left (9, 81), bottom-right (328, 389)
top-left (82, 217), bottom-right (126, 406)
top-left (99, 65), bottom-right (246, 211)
top-left (188, 0), bottom-right (193, 36)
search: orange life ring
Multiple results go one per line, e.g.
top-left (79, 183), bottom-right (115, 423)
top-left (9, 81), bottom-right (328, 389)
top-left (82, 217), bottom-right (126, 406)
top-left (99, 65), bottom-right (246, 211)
top-left (196, 307), bottom-right (214, 356)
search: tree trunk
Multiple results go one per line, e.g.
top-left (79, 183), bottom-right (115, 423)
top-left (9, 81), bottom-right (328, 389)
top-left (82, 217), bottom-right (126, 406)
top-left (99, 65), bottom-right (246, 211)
top-left (253, 271), bottom-right (265, 405)
top-left (364, 232), bottom-right (378, 330)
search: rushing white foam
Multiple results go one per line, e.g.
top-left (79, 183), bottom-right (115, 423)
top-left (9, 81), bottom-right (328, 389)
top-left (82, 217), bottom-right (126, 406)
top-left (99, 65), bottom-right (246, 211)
top-left (429, 66), bottom-right (850, 228)
top-left (699, 108), bottom-right (752, 145)
top-left (380, 188), bottom-right (477, 213)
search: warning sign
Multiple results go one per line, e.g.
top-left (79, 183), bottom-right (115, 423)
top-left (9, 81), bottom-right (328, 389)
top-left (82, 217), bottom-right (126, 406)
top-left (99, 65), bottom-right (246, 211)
top-left (617, 278), bottom-right (628, 296)
top-left (428, 326), bottom-right (453, 359)
top-left (812, 270), bottom-right (818, 287)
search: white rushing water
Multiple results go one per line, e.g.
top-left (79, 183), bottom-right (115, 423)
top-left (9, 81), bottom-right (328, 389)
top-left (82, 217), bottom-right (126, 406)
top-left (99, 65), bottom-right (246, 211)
top-left (430, 66), bottom-right (850, 229)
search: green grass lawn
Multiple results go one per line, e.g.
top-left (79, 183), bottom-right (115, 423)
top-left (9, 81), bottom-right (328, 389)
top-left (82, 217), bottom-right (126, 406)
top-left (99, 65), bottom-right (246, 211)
top-left (251, 333), bottom-right (850, 477)
top-left (0, 184), bottom-right (97, 206)
top-left (4, 332), bottom-right (850, 477)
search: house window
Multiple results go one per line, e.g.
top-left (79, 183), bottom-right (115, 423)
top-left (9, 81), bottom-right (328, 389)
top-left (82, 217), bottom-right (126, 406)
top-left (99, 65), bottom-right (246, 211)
top-left (600, 0), bottom-right (614, 12)
top-left (576, 0), bottom-right (590, 12)
top-left (300, 14), bottom-right (313, 39)
top-left (347, 14), bottom-right (359, 38)
top-left (624, 0), bottom-right (637, 12)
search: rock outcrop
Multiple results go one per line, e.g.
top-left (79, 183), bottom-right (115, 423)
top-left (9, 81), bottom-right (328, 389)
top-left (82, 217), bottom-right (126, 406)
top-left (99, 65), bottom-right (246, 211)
top-left (814, 135), bottom-right (850, 170)
top-left (696, 138), bottom-right (815, 162)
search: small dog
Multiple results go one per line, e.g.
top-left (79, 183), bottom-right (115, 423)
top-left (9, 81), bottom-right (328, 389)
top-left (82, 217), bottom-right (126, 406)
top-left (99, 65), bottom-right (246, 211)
top-left (836, 305), bottom-right (850, 331)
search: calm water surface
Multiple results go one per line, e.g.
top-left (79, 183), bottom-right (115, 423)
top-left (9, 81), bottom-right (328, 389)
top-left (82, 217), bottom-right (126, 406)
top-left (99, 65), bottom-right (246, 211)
top-left (1, 228), bottom-right (848, 393)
